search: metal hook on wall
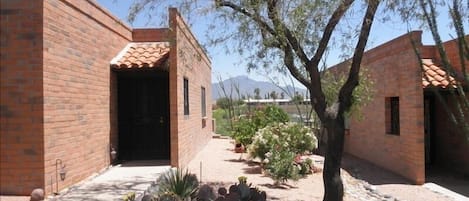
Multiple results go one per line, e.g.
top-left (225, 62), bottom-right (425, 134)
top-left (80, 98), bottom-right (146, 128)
top-left (54, 159), bottom-right (66, 195)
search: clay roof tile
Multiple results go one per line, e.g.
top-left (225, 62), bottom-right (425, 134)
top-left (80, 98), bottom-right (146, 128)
top-left (111, 42), bottom-right (170, 70)
top-left (422, 59), bottom-right (457, 89)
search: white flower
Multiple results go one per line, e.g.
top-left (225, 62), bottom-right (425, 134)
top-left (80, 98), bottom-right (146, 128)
top-left (263, 158), bottom-right (270, 164)
top-left (265, 152), bottom-right (272, 158)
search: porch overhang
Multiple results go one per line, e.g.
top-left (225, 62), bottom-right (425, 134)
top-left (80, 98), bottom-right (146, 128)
top-left (422, 59), bottom-right (458, 89)
top-left (111, 42), bottom-right (170, 70)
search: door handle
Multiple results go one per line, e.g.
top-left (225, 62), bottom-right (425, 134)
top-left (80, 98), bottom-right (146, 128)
top-left (159, 117), bottom-right (164, 124)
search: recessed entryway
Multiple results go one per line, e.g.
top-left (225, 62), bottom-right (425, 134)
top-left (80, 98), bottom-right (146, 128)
top-left (424, 93), bottom-right (469, 198)
top-left (116, 70), bottom-right (170, 161)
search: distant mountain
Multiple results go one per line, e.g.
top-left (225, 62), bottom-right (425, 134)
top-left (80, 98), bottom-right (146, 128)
top-left (211, 75), bottom-right (307, 100)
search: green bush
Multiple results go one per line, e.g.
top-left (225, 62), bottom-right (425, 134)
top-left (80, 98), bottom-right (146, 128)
top-left (212, 109), bottom-right (231, 136)
top-left (232, 105), bottom-right (289, 147)
top-left (264, 149), bottom-right (300, 183)
top-left (262, 105), bottom-right (290, 124)
top-left (231, 116), bottom-right (257, 147)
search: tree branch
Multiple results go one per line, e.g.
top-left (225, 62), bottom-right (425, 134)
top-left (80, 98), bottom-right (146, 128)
top-left (307, 0), bottom-right (355, 121)
top-left (215, 0), bottom-right (311, 87)
top-left (266, 0), bottom-right (309, 64)
top-left (283, 44), bottom-right (312, 87)
top-left (450, 0), bottom-right (468, 82)
top-left (338, 0), bottom-right (380, 112)
top-left (215, 0), bottom-right (276, 36)
top-left (308, 0), bottom-right (355, 68)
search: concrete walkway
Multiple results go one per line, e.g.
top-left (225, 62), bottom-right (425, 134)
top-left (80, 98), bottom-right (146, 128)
top-left (54, 161), bottom-right (170, 201)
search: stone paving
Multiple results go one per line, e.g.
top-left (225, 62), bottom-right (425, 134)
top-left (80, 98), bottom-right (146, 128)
top-left (51, 161), bottom-right (170, 201)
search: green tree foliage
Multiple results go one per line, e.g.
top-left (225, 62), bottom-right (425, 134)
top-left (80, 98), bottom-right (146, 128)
top-left (212, 109), bottom-right (231, 135)
top-left (322, 67), bottom-right (374, 119)
top-left (232, 105), bottom-right (289, 147)
top-left (216, 97), bottom-right (244, 110)
top-left (270, 91), bottom-right (278, 100)
top-left (254, 88), bottom-right (261, 99)
top-left (216, 97), bottom-right (232, 110)
top-left (291, 92), bottom-right (304, 104)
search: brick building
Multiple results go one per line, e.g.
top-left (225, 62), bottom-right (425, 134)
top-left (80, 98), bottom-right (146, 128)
top-left (331, 31), bottom-right (468, 184)
top-left (1, 0), bottom-right (212, 196)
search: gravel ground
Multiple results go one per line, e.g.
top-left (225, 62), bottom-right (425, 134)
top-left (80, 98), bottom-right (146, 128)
top-left (188, 138), bottom-right (455, 201)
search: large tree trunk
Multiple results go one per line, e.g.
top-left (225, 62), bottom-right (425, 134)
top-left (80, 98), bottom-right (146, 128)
top-left (322, 110), bottom-right (345, 201)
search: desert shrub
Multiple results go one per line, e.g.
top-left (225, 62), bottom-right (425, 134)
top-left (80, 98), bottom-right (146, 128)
top-left (232, 116), bottom-right (258, 147)
top-left (232, 105), bottom-right (289, 147)
top-left (297, 158), bottom-right (313, 175)
top-left (213, 109), bottom-right (231, 136)
top-left (262, 105), bottom-right (289, 124)
top-left (248, 122), bottom-right (318, 183)
top-left (263, 149), bottom-right (300, 183)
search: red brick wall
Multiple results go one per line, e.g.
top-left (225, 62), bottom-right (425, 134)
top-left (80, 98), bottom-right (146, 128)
top-left (438, 35), bottom-right (469, 73)
top-left (0, 0), bottom-right (45, 195)
top-left (169, 8), bottom-right (212, 168)
top-left (41, 0), bottom-right (131, 194)
top-left (339, 31), bottom-right (426, 184)
top-left (1, 1), bottom-right (211, 195)
top-left (133, 28), bottom-right (170, 42)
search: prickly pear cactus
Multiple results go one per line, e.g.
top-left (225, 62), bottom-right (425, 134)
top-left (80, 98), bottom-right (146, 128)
top-left (237, 183), bottom-right (250, 200)
top-left (158, 193), bottom-right (180, 201)
top-left (197, 184), bottom-right (216, 201)
top-left (212, 183), bottom-right (266, 201)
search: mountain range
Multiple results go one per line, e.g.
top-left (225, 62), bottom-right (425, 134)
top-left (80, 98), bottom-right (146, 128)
top-left (211, 75), bottom-right (307, 100)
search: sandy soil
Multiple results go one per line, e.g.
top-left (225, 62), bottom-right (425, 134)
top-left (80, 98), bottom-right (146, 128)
top-left (187, 138), bottom-right (454, 201)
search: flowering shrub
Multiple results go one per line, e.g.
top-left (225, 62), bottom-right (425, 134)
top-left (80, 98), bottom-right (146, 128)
top-left (296, 156), bottom-right (314, 175)
top-left (249, 122), bottom-right (317, 161)
top-left (232, 105), bottom-right (289, 147)
top-left (248, 122), bottom-right (318, 183)
top-left (264, 149), bottom-right (300, 183)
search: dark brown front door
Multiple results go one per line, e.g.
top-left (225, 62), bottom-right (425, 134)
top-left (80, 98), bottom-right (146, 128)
top-left (117, 71), bottom-right (170, 160)
top-left (424, 95), bottom-right (434, 166)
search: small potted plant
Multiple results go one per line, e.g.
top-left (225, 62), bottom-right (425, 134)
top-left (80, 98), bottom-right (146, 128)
top-left (234, 141), bottom-right (245, 153)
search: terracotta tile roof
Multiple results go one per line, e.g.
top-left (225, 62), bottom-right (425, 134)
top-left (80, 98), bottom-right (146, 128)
top-left (111, 42), bottom-right (170, 69)
top-left (422, 59), bottom-right (457, 88)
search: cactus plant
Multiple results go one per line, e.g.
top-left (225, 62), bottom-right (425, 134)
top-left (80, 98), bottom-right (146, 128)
top-left (156, 169), bottom-right (199, 200)
top-left (197, 184), bottom-right (216, 201)
top-left (123, 192), bottom-right (136, 201)
top-left (214, 183), bottom-right (266, 201)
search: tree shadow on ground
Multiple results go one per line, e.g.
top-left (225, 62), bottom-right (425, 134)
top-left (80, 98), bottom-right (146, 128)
top-left (341, 154), bottom-right (410, 185)
top-left (259, 183), bottom-right (298, 190)
top-left (342, 154), bottom-right (469, 198)
top-left (56, 179), bottom-right (150, 201)
top-left (224, 159), bottom-right (264, 175)
top-left (426, 166), bottom-right (469, 197)
top-left (242, 166), bottom-right (262, 174)
top-left (224, 158), bottom-right (245, 163)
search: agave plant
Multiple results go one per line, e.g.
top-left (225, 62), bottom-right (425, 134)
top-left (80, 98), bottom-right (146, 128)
top-left (156, 168), bottom-right (199, 200)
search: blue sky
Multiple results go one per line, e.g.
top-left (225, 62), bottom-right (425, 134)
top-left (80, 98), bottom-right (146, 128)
top-left (96, 0), bottom-right (464, 86)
